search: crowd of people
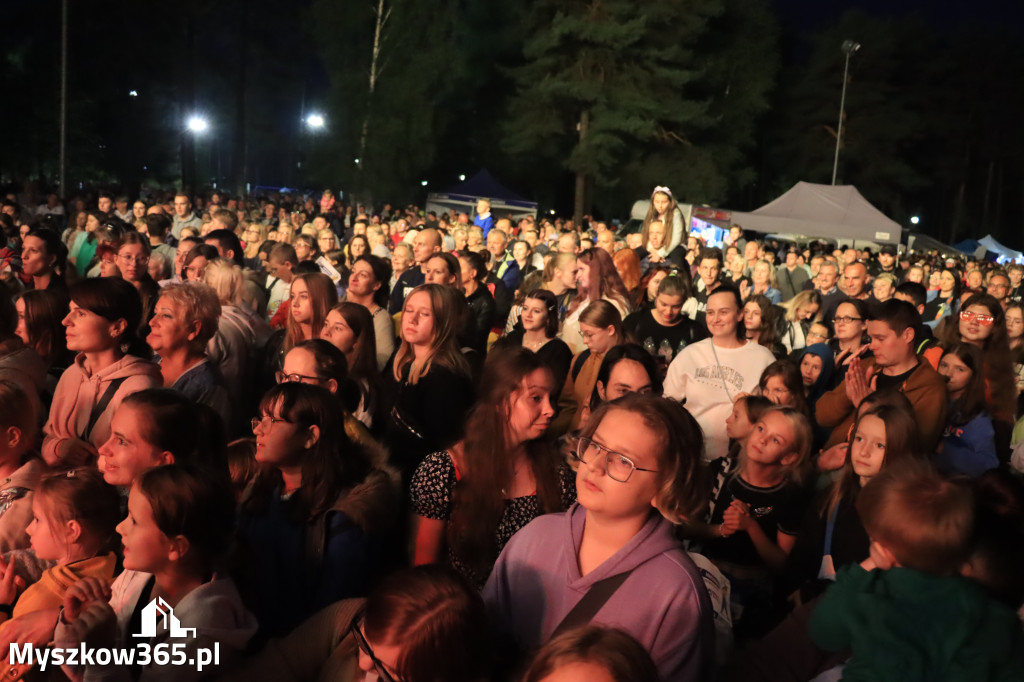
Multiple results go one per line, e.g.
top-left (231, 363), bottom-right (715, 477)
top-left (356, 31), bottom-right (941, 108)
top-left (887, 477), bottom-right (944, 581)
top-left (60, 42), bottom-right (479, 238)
top-left (0, 183), bottom-right (1022, 681)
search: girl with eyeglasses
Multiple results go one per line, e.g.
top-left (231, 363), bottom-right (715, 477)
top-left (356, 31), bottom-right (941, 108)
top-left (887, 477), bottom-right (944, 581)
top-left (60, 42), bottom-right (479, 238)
top-left (410, 347), bottom-right (575, 588)
top-left (936, 292), bottom-right (1016, 455)
top-left (484, 394), bottom-right (714, 682)
top-left (225, 565), bottom-right (493, 682)
top-left (237, 383), bottom-right (399, 637)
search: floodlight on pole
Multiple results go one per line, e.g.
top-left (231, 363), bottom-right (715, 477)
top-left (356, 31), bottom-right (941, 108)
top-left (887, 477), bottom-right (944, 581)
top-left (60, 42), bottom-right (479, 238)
top-left (306, 113), bottom-right (325, 129)
top-left (831, 40), bottom-right (861, 185)
top-left (187, 115), bottom-right (209, 134)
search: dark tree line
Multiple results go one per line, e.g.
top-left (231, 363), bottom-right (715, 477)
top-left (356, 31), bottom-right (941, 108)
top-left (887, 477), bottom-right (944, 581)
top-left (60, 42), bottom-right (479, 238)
top-left (0, 1), bottom-right (1021, 247)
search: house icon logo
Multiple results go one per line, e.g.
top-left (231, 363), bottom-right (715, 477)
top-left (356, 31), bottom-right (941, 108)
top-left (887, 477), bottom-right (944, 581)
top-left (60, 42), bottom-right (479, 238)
top-left (133, 597), bottom-right (197, 639)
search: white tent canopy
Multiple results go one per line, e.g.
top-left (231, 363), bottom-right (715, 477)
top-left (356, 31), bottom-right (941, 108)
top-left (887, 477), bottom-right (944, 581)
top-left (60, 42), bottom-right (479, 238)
top-left (978, 235), bottom-right (1024, 263)
top-left (728, 182), bottom-right (900, 246)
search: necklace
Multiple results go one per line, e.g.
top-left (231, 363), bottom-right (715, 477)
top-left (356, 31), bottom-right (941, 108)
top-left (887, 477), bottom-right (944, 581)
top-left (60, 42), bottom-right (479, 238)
top-left (500, 460), bottom-right (525, 497)
top-left (524, 335), bottom-right (548, 351)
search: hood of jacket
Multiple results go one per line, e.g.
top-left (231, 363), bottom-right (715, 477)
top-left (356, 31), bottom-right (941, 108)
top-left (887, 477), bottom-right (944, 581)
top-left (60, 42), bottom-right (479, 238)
top-left (72, 352), bottom-right (162, 382)
top-left (562, 503), bottom-right (683, 590)
top-left (802, 343), bottom-right (836, 404)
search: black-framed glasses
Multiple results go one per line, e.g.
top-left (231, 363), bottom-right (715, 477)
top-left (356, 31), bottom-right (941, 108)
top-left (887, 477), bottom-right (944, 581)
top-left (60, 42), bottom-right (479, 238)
top-left (350, 611), bottom-right (398, 682)
top-left (833, 316), bottom-right (862, 324)
top-left (275, 371), bottom-right (322, 385)
top-left (250, 415), bottom-right (292, 433)
top-left (571, 436), bottom-right (658, 483)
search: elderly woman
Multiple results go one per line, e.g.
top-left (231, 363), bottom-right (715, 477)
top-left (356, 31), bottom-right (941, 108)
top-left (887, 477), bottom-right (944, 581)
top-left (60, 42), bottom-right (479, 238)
top-left (204, 259), bottom-right (273, 435)
top-left (147, 282), bottom-right (230, 419)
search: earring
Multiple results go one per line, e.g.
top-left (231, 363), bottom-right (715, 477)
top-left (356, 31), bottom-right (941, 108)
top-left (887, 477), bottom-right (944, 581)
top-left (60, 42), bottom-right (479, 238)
top-left (120, 342), bottom-right (130, 354)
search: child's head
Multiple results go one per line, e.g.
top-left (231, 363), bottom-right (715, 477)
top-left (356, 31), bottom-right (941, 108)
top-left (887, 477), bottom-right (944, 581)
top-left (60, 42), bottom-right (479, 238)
top-left (118, 464), bottom-right (235, 575)
top-left (575, 394), bottom-right (705, 524)
top-left (857, 461), bottom-right (974, 575)
top-left (725, 394), bottom-right (772, 441)
top-left (522, 626), bottom-right (659, 682)
top-left (964, 470), bottom-right (1024, 608)
top-left (28, 467), bottom-right (121, 562)
top-left (848, 404), bottom-right (919, 484)
top-left (225, 438), bottom-right (259, 501)
top-left (98, 389), bottom-right (226, 487)
top-left (758, 360), bottom-right (808, 414)
top-left (0, 379), bottom-right (38, 463)
top-left (739, 406), bottom-right (812, 485)
top-left (590, 344), bottom-right (661, 412)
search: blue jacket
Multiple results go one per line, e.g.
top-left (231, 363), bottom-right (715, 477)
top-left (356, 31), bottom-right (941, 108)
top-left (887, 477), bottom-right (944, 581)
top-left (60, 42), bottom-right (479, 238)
top-left (936, 409), bottom-right (998, 477)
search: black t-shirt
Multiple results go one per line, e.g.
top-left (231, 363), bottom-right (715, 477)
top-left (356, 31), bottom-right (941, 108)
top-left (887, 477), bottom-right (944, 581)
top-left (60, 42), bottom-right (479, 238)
top-left (874, 361), bottom-right (919, 393)
top-left (704, 460), bottom-right (809, 567)
top-left (623, 309), bottom-right (709, 370)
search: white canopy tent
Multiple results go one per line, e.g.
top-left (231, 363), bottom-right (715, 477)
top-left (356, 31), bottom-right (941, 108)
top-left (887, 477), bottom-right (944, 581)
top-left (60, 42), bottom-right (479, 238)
top-left (978, 235), bottom-right (1024, 264)
top-left (728, 181), bottom-right (900, 246)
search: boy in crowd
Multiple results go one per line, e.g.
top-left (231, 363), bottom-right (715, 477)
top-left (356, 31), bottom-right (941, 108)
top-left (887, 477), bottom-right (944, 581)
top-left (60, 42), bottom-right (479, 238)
top-left (810, 463), bottom-right (1024, 681)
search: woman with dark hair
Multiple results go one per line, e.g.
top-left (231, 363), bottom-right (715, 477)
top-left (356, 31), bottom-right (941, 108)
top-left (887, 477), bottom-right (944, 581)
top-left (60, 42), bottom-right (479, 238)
top-left (744, 295), bottom-right (786, 359)
top-left (829, 298), bottom-right (871, 389)
top-left (345, 234), bottom-right (371, 269)
top-left (321, 302), bottom-right (382, 428)
top-left (578, 343), bottom-right (663, 428)
top-left (42, 278), bottom-right (161, 467)
top-left (20, 228), bottom-right (68, 298)
top-left (935, 343), bottom-right (998, 476)
top-left (68, 211), bottom-right (104, 276)
top-left (922, 267), bottom-right (961, 326)
top-left (457, 250), bottom-right (496, 352)
top-left (116, 231), bottom-right (159, 336)
top-left (561, 248), bottom-right (633, 354)
top-left (758, 359), bottom-right (810, 416)
top-left (237, 383), bottom-right (399, 636)
top-left (14, 289), bottom-right (72, 378)
top-left (665, 285), bottom-right (776, 462)
top-left (385, 284), bottom-right (475, 478)
top-left (345, 255), bottom-right (394, 371)
top-left (182, 243), bottom-right (220, 283)
top-left (411, 347), bottom-right (575, 587)
top-left (496, 289), bottom-right (573, 395)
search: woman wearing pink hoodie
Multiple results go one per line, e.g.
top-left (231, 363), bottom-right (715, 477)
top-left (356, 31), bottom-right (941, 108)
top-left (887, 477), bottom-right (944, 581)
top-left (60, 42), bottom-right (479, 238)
top-left (42, 278), bottom-right (161, 467)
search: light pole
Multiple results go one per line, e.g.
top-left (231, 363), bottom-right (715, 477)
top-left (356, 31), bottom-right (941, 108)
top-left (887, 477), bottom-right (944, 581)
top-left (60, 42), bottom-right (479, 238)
top-left (831, 40), bottom-right (860, 185)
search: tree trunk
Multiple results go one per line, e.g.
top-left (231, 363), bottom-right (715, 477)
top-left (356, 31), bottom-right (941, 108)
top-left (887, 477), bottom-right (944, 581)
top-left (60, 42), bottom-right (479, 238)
top-left (230, 0), bottom-right (249, 196)
top-left (574, 109), bottom-right (589, 226)
top-left (357, 0), bottom-right (390, 203)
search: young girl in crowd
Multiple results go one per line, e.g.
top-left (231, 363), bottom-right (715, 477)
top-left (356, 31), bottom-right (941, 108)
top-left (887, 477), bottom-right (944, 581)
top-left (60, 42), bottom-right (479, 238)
top-left (743, 295), bottom-right (786, 359)
top-left (384, 284), bottom-right (475, 478)
top-left (411, 347), bottom-right (576, 588)
top-left (320, 302), bottom-right (380, 428)
top-left (0, 380), bottom-right (43, 553)
top-left (522, 626), bottom-right (660, 682)
top-left (784, 403), bottom-right (919, 603)
top-left (577, 343), bottom-right (662, 429)
top-left (14, 289), bottom-right (71, 381)
top-left (96, 388), bottom-right (227, 488)
top-left (497, 289), bottom-right (573, 396)
top-left (935, 343), bottom-right (998, 476)
top-left (237, 383), bottom-right (398, 636)
top-left (56, 465), bottom-right (257, 680)
top-left (758, 360), bottom-right (809, 416)
top-left (42, 277), bottom-right (161, 467)
top-left (484, 394), bottom-right (714, 682)
top-left (723, 394), bottom-right (773, 464)
top-left (274, 271), bottom-right (339, 364)
top-left (640, 186), bottom-right (684, 258)
top-left (560, 248), bottom-right (632, 354)
top-left (0, 467), bottom-right (120, 641)
top-left (345, 255), bottom-right (395, 371)
top-left (687, 406), bottom-right (812, 634)
top-left (552, 300), bottom-right (624, 435)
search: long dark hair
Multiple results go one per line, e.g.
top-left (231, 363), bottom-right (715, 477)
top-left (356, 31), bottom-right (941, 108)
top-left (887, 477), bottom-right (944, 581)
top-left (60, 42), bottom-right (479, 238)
top-left (244, 383), bottom-right (373, 521)
top-left (122, 389), bottom-right (227, 477)
top-left (13, 289), bottom-right (68, 367)
top-left (569, 247), bottom-right (632, 315)
top-left (588, 343), bottom-right (662, 411)
top-left (758, 359), bottom-right (809, 416)
top-left (352, 254), bottom-right (392, 309)
top-left (523, 289), bottom-right (560, 339)
top-left (449, 347), bottom-right (566, 574)
top-left (941, 343), bottom-right (989, 426)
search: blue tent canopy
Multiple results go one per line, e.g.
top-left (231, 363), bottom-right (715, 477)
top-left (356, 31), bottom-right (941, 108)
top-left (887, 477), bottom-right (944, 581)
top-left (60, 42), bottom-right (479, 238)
top-left (426, 170), bottom-right (538, 218)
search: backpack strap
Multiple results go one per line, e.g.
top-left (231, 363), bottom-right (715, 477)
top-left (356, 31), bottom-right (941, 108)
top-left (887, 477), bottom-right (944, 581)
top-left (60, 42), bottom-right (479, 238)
top-left (552, 569), bottom-right (635, 637)
top-left (80, 377), bottom-right (128, 442)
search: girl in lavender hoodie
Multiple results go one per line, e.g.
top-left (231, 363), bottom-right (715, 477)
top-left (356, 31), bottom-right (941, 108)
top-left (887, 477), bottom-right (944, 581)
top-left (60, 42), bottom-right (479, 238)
top-left (484, 394), bottom-right (715, 682)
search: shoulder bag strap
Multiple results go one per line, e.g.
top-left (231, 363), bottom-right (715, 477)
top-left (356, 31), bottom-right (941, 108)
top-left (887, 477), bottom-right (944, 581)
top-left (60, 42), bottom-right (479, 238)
top-left (552, 569), bottom-right (635, 637)
top-left (80, 377), bottom-right (128, 441)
